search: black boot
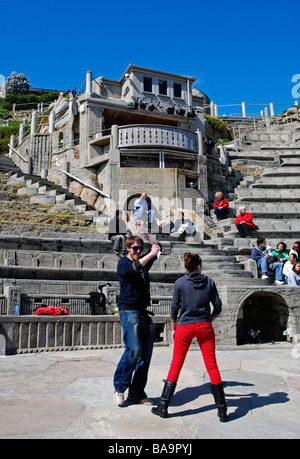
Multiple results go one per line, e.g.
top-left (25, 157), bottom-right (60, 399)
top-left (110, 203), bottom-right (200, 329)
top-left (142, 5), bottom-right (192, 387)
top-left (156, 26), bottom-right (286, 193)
top-left (152, 380), bottom-right (177, 418)
top-left (210, 383), bottom-right (227, 422)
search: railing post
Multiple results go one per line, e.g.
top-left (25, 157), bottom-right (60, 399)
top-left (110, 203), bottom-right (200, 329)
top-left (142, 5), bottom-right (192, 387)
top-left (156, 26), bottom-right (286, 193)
top-left (49, 111), bottom-right (55, 134)
top-left (86, 71), bottom-right (92, 96)
top-left (196, 129), bottom-right (204, 156)
top-left (18, 123), bottom-right (24, 145)
top-left (242, 102), bottom-right (246, 118)
top-left (30, 111), bottom-right (37, 135)
top-left (9, 135), bottom-right (15, 157)
top-left (265, 107), bottom-right (270, 131)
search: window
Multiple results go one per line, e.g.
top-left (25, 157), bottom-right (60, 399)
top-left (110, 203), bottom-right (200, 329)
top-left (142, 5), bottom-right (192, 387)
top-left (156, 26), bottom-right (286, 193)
top-left (143, 76), bottom-right (152, 93)
top-left (159, 79), bottom-right (167, 95)
top-left (173, 82), bottom-right (182, 98)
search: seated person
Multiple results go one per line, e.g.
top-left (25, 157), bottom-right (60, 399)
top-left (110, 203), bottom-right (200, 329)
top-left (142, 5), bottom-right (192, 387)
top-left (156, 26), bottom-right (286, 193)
top-left (272, 242), bottom-right (289, 264)
top-left (133, 192), bottom-right (155, 225)
top-left (172, 211), bottom-right (196, 241)
top-left (108, 210), bottom-right (128, 254)
top-left (288, 260), bottom-right (300, 286)
top-left (251, 237), bottom-right (284, 285)
top-left (289, 241), bottom-right (300, 258)
top-left (213, 192), bottom-right (229, 221)
top-left (283, 253), bottom-right (297, 283)
top-left (235, 206), bottom-right (255, 238)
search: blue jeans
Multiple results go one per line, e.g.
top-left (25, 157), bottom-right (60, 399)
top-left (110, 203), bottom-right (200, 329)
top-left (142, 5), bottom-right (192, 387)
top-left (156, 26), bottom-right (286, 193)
top-left (257, 258), bottom-right (284, 282)
top-left (114, 309), bottom-right (155, 398)
top-left (110, 235), bottom-right (126, 252)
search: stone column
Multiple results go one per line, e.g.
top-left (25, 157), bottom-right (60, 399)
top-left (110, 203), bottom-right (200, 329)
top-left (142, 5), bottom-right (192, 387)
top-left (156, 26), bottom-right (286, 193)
top-left (30, 111), bottom-right (37, 136)
top-left (196, 129), bottom-right (204, 156)
top-left (49, 111), bottom-right (55, 134)
top-left (242, 102), bottom-right (246, 118)
top-left (265, 107), bottom-right (270, 131)
top-left (3, 286), bottom-right (21, 315)
top-left (270, 102), bottom-right (275, 117)
top-left (18, 123), bottom-right (24, 145)
top-left (111, 125), bottom-right (119, 149)
top-left (86, 71), bottom-right (92, 96)
top-left (9, 135), bottom-right (15, 157)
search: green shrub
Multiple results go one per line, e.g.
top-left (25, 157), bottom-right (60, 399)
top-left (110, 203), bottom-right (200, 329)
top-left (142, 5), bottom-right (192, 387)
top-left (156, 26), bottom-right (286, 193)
top-left (0, 121), bottom-right (21, 153)
top-left (204, 115), bottom-right (226, 132)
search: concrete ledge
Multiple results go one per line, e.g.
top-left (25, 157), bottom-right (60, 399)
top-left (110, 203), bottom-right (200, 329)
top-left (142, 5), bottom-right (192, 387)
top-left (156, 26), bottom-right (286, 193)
top-left (0, 315), bottom-right (172, 354)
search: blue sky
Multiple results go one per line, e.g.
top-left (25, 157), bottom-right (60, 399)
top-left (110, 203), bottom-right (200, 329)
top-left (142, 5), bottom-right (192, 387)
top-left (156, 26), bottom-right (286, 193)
top-left (1, 0), bottom-right (299, 115)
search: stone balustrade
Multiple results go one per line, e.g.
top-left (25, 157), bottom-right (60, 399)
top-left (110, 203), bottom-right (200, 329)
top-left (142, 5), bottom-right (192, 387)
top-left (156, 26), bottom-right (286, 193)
top-left (118, 125), bottom-right (198, 152)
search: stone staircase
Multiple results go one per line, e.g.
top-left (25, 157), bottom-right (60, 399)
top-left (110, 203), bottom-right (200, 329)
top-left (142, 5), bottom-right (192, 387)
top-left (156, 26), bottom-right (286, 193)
top-left (208, 124), bottom-right (300, 282)
top-left (0, 156), bottom-right (101, 232)
top-left (1, 121), bottom-right (299, 352)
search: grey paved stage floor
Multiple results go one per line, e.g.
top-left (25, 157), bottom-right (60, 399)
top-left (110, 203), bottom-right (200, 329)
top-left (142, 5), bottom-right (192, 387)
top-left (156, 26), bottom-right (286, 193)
top-left (0, 344), bottom-right (299, 440)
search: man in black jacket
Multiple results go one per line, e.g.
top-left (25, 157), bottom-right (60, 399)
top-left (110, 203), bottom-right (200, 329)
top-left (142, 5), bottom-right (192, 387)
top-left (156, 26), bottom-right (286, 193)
top-left (113, 220), bottom-right (160, 406)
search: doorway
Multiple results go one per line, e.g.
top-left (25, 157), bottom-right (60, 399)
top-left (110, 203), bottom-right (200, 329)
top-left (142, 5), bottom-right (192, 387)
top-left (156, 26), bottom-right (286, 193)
top-left (237, 291), bottom-right (289, 345)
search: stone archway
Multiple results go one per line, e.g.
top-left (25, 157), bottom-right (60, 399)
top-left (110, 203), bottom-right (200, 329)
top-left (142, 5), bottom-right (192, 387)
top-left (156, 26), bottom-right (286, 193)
top-left (236, 291), bottom-right (289, 345)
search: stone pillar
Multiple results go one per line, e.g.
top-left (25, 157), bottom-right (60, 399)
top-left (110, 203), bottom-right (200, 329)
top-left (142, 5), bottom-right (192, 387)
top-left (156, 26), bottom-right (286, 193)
top-left (196, 129), bottom-right (204, 156)
top-left (30, 111), bottom-right (37, 136)
top-left (86, 71), bottom-right (92, 96)
top-left (3, 286), bottom-right (21, 315)
top-left (69, 95), bottom-right (74, 118)
top-left (111, 125), bottom-right (118, 149)
top-left (18, 123), bottom-right (24, 145)
top-left (265, 107), bottom-right (270, 131)
top-left (214, 104), bottom-right (218, 117)
top-left (242, 102), bottom-right (246, 118)
top-left (270, 102), bottom-right (275, 117)
top-left (26, 156), bottom-right (32, 174)
top-left (49, 110), bottom-right (55, 134)
top-left (61, 161), bottom-right (70, 188)
top-left (9, 135), bottom-right (15, 157)
top-left (210, 101), bottom-right (215, 116)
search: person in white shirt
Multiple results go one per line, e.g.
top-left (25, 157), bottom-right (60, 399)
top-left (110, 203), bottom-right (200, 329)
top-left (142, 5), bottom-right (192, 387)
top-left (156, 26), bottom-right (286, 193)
top-left (283, 253), bottom-right (297, 283)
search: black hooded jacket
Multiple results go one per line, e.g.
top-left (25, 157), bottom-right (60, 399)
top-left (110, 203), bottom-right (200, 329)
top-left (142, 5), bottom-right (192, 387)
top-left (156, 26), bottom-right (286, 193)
top-left (171, 272), bottom-right (222, 325)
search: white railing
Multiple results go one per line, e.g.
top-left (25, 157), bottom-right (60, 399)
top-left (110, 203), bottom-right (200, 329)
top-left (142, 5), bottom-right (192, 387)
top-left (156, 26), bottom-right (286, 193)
top-left (118, 125), bottom-right (198, 152)
top-left (207, 100), bottom-right (299, 118)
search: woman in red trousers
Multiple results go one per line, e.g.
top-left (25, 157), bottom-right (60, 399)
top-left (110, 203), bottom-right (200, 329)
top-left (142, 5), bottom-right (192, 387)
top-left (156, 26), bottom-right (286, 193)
top-left (152, 252), bottom-right (227, 422)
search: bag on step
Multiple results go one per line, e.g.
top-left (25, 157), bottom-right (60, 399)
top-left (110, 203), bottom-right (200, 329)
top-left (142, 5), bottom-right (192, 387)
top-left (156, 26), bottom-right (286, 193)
top-left (35, 305), bottom-right (69, 316)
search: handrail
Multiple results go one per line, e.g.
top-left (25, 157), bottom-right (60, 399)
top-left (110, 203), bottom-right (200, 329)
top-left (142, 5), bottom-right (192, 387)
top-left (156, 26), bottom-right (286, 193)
top-left (62, 169), bottom-right (110, 198)
top-left (207, 100), bottom-right (298, 118)
top-left (8, 143), bottom-right (28, 162)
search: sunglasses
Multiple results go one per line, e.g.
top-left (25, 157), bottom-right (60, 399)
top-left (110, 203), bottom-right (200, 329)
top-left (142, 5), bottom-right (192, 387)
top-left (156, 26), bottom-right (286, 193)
top-left (130, 246), bottom-right (143, 252)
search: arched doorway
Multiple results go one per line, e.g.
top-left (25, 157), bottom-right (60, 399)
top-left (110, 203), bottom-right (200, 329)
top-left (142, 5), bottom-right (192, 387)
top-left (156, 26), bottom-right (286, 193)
top-left (237, 291), bottom-right (289, 345)
top-left (125, 193), bottom-right (157, 231)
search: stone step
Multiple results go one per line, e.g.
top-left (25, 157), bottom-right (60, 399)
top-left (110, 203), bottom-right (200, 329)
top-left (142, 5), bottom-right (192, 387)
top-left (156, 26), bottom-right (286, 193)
top-left (228, 202), bottom-right (300, 216)
top-left (0, 265), bottom-right (253, 283)
top-left (235, 188), bottom-right (300, 200)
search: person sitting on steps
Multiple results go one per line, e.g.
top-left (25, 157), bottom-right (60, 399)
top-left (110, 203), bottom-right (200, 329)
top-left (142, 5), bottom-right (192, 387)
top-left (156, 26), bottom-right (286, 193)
top-left (251, 237), bottom-right (284, 285)
top-left (235, 206), bottom-right (255, 238)
top-left (213, 192), bottom-right (229, 221)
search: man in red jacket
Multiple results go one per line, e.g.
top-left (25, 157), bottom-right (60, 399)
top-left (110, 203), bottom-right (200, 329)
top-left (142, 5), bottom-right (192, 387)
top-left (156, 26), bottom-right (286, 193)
top-left (235, 205), bottom-right (255, 237)
top-left (213, 192), bottom-right (229, 221)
